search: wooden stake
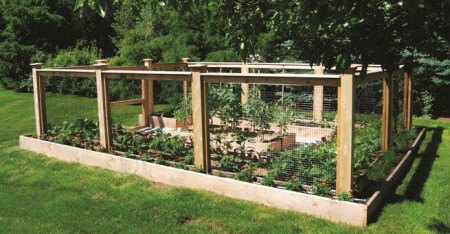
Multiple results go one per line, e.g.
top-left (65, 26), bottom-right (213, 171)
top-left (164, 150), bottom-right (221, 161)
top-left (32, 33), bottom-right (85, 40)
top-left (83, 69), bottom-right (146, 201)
top-left (142, 59), bottom-right (154, 126)
top-left (241, 62), bottom-right (249, 104)
top-left (31, 63), bottom-right (46, 137)
top-left (336, 68), bottom-right (356, 194)
top-left (403, 71), bottom-right (413, 130)
top-left (382, 73), bottom-right (393, 151)
top-left (95, 64), bottom-right (113, 151)
top-left (313, 64), bottom-right (324, 121)
top-left (190, 64), bottom-right (211, 173)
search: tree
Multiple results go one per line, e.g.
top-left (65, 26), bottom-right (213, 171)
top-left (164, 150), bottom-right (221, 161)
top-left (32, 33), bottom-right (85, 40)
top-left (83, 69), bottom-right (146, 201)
top-left (0, 0), bottom-right (116, 91)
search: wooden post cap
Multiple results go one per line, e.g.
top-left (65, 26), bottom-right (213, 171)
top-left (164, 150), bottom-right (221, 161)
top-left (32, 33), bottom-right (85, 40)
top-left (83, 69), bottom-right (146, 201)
top-left (182, 58), bottom-right (191, 63)
top-left (143, 59), bottom-right (153, 63)
top-left (95, 59), bottom-right (108, 65)
top-left (30, 63), bottom-right (43, 68)
top-left (94, 64), bottom-right (108, 70)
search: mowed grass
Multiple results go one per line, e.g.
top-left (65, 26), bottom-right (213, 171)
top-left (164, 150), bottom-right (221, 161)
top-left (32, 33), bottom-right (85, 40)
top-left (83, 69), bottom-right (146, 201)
top-left (45, 92), bottom-right (169, 127)
top-left (0, 87), bottom-right (449, 233)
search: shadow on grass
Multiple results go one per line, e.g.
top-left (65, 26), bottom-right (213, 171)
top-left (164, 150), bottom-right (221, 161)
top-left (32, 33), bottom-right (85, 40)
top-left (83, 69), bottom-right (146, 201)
top-left (389, 127), bottom-right (442, 203)
top-left (369, 127), bottom-right (442, 225)
top-left (428, 218), bottom-right (450, 233)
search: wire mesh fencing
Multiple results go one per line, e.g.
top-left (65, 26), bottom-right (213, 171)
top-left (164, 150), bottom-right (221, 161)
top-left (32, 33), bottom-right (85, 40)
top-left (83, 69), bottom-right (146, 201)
top-left (206, 82), bottom-right (338, 189)
top-left (42, 76), bottom-right (100, 150)
top-left (109, 79), bottom-right (142, 128)
top-left (353, 80), bottom-right (383, 176)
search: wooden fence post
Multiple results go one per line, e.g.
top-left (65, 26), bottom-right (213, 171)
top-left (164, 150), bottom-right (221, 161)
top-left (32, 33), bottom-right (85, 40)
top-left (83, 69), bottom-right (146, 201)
top-left (313, 64), bottom-right (324, 121)
top-left (182, 58), bottom-right (191, 108)
top-left (142, 59), bottom-right (154, 126)
top-left (241, 62), bottom-right (249, 104)
top-left (336, 68), bottom-right (356, 194)
top-left (382, 73), bottom-right (393, 151)
top-left (31, 63), bottom-right (46, 137)
top-left (95, 64), bottom-right (113, 151)
top-left (403, 71), bottom-right (413, 130)
top-left (190, 64), bottom-right (211, 173)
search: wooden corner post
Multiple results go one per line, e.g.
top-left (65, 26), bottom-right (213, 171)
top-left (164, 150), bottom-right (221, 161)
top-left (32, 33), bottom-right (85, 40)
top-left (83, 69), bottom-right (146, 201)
top-left (313, 64), bottom-right (324, 121)
top-left (142, 59), bottom-right (154, 126)
top-left (382, 73), bottom-right (393, 151)
top-left (95, 64), bottom-right (113, 151)
top-left (31, 63), bottom-right (46, 137)
top-left (241, 62), bottom-right (249, 104)
top-left (337, 68), bottom-right (356, 194)
top-left (403, 70), bottom-right (413, 130)
top-left (190, 64), bottom-right (211, 173)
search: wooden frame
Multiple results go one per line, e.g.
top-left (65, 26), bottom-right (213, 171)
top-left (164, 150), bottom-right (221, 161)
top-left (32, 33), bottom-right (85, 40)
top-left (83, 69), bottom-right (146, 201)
top-left (241, 62), bottom-right (250, 104)
top-left (19, 128), bottom-right (425, 227)
top-left (190, 64), bottom-right (211, 172)
top-left (142, 59), bottom-right (154, 127)
top-left (313, 64), bottom-right (324, 121)
top-left (336, 68), bottom-right (356, 194)
top-left (382, 73), bottom-right (393, 151)
top-left (30, 61), bottom-right (414, 200)
top-left (95, 64), bottom-right (113, 151)
top-left (403, 71), bottom-right (413, 130)
top-left (31, 63), bottom-right (46, 137)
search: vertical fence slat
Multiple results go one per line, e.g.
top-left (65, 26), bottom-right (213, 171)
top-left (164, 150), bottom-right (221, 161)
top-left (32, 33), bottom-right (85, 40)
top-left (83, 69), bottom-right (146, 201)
top-left (95, 64), bottom-right (113, 151)
top-left (241, 62), bottom-right (249, 104)
top-left (336, 68), bottom-right (356, 194)
top-left (190, 64), bottom-right (211, 172)
top-left (403, 71), bottom-right (413, 130)
top-left (313, 64), bottom-right (324, 121)
top-left (31, 63), bottom-right (46, 137)
top-left (142, 59), bottom-right (154, 126)
top-left (382, 73), bottom-right (393, 151)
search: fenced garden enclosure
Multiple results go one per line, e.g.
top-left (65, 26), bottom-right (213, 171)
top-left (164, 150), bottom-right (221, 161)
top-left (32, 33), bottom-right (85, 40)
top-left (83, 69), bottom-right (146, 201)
top-left (24, 58), bottom-right (420, 225)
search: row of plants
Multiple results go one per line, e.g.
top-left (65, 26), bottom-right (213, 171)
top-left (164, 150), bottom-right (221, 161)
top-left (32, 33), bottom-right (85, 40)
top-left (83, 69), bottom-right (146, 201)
top-left (38, 118), bottom-right (343, 199)
top-left (38, 115), bottom-right (416, 201)
top-left (174, 85), bottom-right (334, 137)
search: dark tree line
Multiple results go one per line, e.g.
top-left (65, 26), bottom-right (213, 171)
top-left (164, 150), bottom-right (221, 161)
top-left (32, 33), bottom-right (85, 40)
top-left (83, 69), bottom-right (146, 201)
top-left (0, 0), bottom-right (449, 116)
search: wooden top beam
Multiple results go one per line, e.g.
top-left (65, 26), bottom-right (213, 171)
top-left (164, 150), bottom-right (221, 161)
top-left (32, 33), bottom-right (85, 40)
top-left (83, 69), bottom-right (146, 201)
top-left (202, 73), bottom-right (340, 86)
top-left (37, 69), bottom-right (96, 78)
top-left (102, 70), bottom-right (192, 81)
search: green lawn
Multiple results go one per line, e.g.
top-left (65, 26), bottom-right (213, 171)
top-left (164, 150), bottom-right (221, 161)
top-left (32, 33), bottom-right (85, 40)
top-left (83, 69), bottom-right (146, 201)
top-left (0, 87), bottom-right (449, 233)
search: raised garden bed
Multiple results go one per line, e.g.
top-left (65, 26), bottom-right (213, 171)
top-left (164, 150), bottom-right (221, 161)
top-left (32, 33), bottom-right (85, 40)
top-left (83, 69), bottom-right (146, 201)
top-left (148, 116), bottom-right (193, 129)
top-left (19, 128), bottom-right (425, 226)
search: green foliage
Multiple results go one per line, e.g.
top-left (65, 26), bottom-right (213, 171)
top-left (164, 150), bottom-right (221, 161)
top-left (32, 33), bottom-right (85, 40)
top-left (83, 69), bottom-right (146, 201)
top-left (183, 150), bottom-right (194, 165)
top-left (209, 84), bottom-right (243, 129)
top-left (261, 173), bottom-right (277, 187)
top-left (269, 142), bottom-right (336, 185)
top-left (237, 163), bottom-right (258, 182)
top-left (312, 180), bottom-right (332, 197)
top-left (148, 130), bottom-right (188, 156)
top-left (410, 52), bottom-right (450, 117)
top-left (173, 91), bottom-right (192, 124)
top-left (219, 155), bottom-right (239, 172)
top-left (285, 176), bottom-right (303, 192)
top-left (113, 125), bottom-right (146, 153)
top-left (0, 0), bottom-right (116, 91)
top-left (336, 192), bottom-right (353, 201)
top-left (42, 118), bottom-right (101, 151)
top-left (244, 87), bottom-right (274, 136)
top-left (274, 99), bottom-right (295, 134)
top-left (43, 46), bottom-right (101, 97)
